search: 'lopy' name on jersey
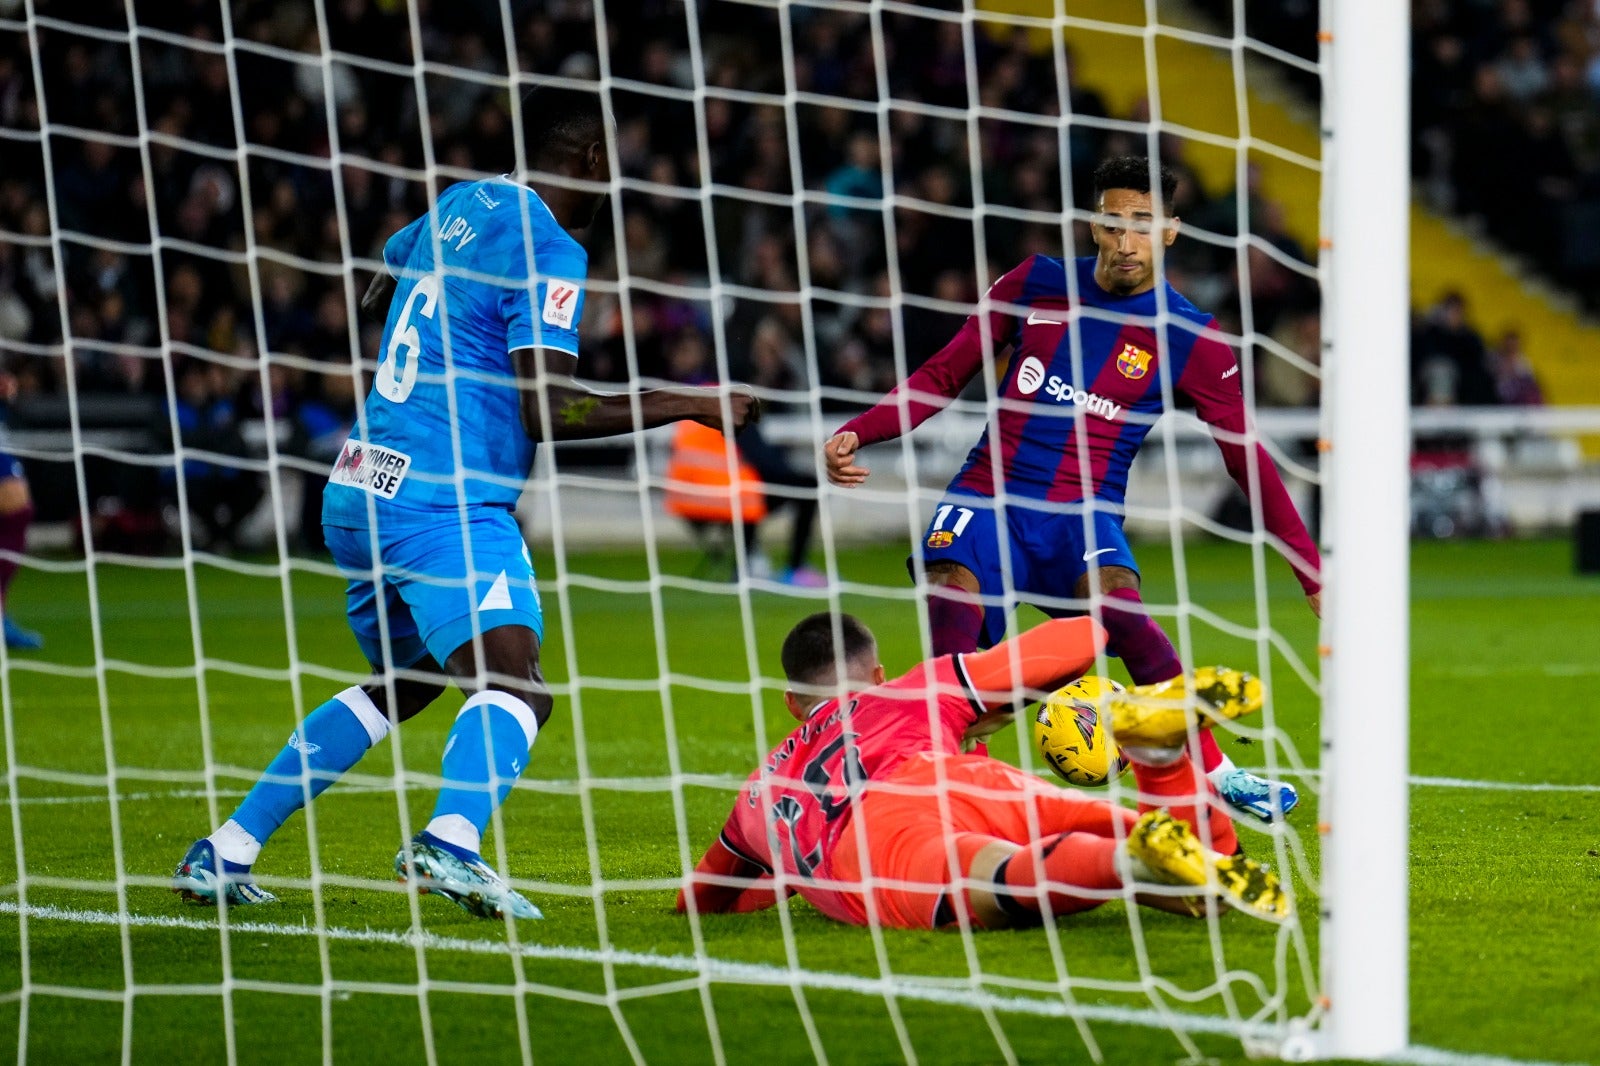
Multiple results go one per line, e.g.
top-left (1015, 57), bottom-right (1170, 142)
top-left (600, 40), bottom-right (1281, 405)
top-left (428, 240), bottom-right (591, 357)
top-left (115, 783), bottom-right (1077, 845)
top-left (436, 213), bottom-right (478, 252)
top-left (329, 438), bottom-right (411, 499)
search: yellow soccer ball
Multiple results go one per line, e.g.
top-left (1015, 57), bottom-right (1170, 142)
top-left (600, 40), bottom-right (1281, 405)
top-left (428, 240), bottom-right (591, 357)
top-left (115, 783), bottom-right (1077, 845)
top-left (1033, 676), bottom-right (1131, 788)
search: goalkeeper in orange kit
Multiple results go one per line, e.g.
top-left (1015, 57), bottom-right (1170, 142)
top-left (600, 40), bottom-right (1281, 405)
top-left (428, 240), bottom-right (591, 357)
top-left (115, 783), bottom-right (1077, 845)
top-left (678, 614), bottom-right (1287, 930)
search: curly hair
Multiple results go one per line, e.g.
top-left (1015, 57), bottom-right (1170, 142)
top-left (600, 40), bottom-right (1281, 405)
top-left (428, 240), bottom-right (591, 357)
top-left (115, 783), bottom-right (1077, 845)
top-left (1092, 155), bottom-right (1178, 212)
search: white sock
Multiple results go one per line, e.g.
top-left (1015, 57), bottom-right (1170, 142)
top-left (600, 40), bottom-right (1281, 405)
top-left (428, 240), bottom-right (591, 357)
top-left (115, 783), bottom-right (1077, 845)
top-left (209, 819), bottom-right (262, 866)
top-left (424, 813), bottom-right (482, 854)
top-left (1205, 753), bottom-right (1239, 787)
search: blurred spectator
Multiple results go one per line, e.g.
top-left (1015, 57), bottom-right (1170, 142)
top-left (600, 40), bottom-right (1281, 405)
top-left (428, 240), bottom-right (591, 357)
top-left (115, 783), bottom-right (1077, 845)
top-left (824, 129), bottom-right (883, 243)
top-left (1412, 292), bottom-right (1496, 407)
top-left (1257, 309), bottom-right (1322, 409)
top-left (1496, 35), bottom-right (1550, 102)
top-left (289, 367), bottom-right (358, 553)
top-left (1489, 330), bottom-right (1545, 406)
top-left (160, 360), bottom-right (264, 552)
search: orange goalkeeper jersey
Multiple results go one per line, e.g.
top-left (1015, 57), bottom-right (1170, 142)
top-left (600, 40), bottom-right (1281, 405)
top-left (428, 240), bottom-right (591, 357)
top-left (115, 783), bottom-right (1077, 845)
top-left (717, 655), bottom-right (986, 923)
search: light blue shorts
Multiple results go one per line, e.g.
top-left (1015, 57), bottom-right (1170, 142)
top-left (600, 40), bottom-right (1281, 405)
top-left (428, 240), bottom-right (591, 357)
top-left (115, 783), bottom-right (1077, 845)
top-left (324, 507), bottom-right (544, 670)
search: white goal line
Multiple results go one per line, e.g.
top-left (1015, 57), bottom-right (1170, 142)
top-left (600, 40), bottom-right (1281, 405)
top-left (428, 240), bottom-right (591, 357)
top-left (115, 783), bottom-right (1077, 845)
top-left (0, 900), bottom-right (1563, 1066)
top-left (2, 772), bottom-right (1596, 811)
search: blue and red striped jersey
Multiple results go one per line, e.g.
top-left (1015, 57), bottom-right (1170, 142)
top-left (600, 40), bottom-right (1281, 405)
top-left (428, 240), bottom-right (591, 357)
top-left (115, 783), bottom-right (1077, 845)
top-left (838, 255), bottom-right (1321, 593)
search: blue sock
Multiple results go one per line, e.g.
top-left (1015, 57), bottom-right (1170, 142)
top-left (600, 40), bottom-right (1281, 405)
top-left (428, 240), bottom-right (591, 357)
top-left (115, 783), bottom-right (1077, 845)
top-left (226, 688), bottom-right (392, 850)
top-left (424, 691), bottom-right (540, 855)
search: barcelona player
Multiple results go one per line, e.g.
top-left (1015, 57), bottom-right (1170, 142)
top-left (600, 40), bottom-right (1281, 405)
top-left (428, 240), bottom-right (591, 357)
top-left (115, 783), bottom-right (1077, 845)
top-left (0, 368), bottom-right (41, 650)
top-left (678, 612), bottom-right (1288, 929)
top-left (174, 87), bottom-right (758, 919)
top-left (822, 156), bottom-right (1318, 823)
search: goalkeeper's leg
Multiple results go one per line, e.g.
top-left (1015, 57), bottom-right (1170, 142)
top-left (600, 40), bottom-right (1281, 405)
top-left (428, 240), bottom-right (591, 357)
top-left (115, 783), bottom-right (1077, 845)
top-left (1086, 566), bottom-right (1296, 822)
top-left (962, 756), bottom-right (1284, 924)
top-left (841, 755), bottom-right (1130, 928)
top-left (1117, 665), bottom-right (1299, 823)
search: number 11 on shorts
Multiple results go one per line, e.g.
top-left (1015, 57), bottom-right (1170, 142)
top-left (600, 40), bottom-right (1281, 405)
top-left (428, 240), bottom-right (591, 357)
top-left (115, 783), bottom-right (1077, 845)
top-left (932, 505), bottom-right (975, 537)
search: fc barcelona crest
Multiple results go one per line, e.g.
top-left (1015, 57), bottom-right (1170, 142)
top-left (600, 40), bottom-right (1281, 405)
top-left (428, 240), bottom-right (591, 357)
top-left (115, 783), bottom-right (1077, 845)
top-left (1116, 343), bottom-right (1152, 380)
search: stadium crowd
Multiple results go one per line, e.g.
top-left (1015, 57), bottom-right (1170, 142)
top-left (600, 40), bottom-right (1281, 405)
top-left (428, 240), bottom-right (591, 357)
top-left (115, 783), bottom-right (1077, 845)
top-left (0, 0), bottom-right (1573, 544)
top-left (1200, 0), bottom-right (1600, 309)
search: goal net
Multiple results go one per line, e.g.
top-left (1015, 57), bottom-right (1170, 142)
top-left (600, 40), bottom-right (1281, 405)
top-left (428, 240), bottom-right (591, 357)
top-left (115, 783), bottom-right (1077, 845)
top-left (0, 0), bottom-right (1407, 1062)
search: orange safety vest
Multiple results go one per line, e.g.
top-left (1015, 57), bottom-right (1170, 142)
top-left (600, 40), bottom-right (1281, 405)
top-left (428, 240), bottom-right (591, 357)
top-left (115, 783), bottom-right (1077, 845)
top-left (663, 421), bottom-right (767, 524)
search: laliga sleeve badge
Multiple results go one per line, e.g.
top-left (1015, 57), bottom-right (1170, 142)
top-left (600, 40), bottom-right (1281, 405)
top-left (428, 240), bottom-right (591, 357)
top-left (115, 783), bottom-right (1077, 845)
top-left (542, 281), bottom-right (580, 328)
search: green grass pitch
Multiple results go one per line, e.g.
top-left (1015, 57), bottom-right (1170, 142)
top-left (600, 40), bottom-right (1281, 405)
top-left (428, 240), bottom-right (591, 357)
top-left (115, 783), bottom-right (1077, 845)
top-left (0, 537), bottom-right (1595, 1064)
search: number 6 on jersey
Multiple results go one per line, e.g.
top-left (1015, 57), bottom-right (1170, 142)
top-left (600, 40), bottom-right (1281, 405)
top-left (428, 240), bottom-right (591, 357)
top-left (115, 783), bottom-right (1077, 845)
top-left (377, 273), bottom-right (441, 403)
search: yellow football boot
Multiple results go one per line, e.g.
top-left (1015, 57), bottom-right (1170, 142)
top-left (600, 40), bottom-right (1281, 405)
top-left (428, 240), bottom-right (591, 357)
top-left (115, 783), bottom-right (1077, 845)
top-left (1125, 810), bottom-right (1292, 922)
top-left (1106, 666), bottom-right (1265, 748)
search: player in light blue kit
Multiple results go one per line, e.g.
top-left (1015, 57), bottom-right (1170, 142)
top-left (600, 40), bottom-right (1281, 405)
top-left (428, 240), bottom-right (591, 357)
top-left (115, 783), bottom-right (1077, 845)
top-left (174, 88), bottom-right (758, 920)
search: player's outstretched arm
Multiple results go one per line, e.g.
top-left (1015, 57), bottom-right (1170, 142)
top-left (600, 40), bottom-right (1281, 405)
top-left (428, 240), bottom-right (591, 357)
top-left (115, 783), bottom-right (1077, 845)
top-left (957, 616), bottom-right (1109, 707)
top-left (1178, 334), bottom-right (1322, 608)
top-left (513, 348), bottom-right (760, 442)
top-left (824, 257), bottom-right (1033, 471)
top-left (823, 431), bottom-right (869, 486)
top-left (676, 837), bottom-right (780, 915)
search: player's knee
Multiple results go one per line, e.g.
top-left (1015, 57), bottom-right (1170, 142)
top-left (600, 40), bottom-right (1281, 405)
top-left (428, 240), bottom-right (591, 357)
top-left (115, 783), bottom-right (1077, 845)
top-left (519, 685), bottom-right (554, 728)
top-left (395, 682), bottom-right (445, 723)
top-left (926, 561), bottom-right (980, 595)
top-left (0, 477), bottom-right (32, 515)
top-left (363, 657), bottom-right (448, 724)
top-left (1077, 565), bottom-right (1140, 599)
top-left (483, 673), bottom-right (553, 729)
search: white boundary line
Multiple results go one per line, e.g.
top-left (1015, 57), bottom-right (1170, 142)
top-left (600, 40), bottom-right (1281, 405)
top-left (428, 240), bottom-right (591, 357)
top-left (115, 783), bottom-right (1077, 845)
top-left (0, 899), bottom-right (1264, 1034)
top-left (0, 785), bottom-right (393, 808)
top-left (1261, 770), bottom-right (1600, 794)
top-left (4, 773), bottom-right (1596, 809)
top-left (0, 900), bottom-right (1572, 1066)
top-left (1405, 775), bottom-right (1600, 794)
top-left (1388, 1051), bottom-right (1582, 1066)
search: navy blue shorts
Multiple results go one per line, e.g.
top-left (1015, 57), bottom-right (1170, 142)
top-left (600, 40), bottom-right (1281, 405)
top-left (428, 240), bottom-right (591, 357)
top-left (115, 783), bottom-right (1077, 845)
top-left (324, 507), bottom-right (544, 671)
top-left (910, 493), bottom-right (1139, 646)
top-left (0, 452), bottom-right (24, 480)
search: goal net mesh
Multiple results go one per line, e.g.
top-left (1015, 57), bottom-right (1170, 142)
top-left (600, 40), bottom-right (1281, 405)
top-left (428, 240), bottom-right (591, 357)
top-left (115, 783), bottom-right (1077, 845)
top-left (0, 0), bottom-right (1331, 1061)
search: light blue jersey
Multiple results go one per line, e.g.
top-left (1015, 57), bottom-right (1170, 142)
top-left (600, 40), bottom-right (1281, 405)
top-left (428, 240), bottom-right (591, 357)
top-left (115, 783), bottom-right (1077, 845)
top-left (323, 177), bottom-right (587, 528)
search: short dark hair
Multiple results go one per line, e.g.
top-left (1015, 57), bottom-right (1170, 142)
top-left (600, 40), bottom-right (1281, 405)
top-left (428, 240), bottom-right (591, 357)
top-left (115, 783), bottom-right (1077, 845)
top-left (520, 85), bottom-right (605, 166)
top-left (781, 613), bottom-right (877, 689)
top-left (1093, 155), bottom-right (1178, 212)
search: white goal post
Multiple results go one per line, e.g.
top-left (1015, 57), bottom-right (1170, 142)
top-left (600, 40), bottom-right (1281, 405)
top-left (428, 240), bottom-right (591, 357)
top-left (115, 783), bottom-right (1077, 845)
top-left (1318, 0), bottom-right (1410, 1057)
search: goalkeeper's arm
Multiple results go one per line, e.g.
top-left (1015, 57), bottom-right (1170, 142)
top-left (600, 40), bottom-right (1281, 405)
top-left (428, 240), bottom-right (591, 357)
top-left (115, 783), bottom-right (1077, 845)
top-left (677, 837), bottom-right (784, 915)
top-left (959, 617), bottom-right (1108, 707)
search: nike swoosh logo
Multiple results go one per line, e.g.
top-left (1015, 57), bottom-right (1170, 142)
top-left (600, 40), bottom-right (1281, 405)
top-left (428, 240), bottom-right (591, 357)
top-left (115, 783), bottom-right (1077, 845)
top-left (1027, 311), bottom-right (1067, 326)
top-left (1082, 548), bottom-right (1117, 561)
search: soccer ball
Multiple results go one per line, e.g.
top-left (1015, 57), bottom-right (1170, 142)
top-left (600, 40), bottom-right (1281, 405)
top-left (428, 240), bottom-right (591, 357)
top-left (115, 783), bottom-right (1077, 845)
top-left (1033, 676), bottom-right (1131, 788)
